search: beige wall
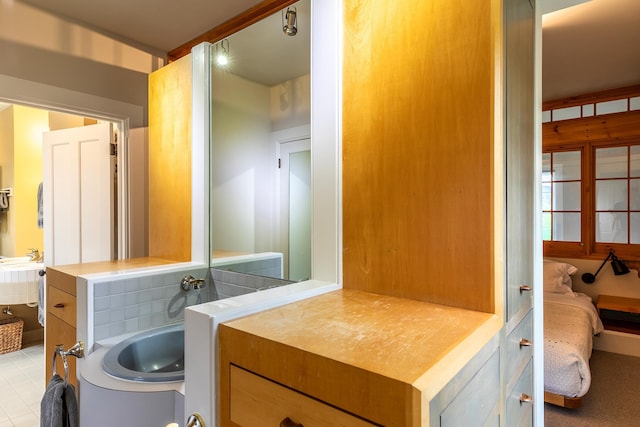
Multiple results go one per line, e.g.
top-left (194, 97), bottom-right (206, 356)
top-left (0, 2), bottom-right (160, 126)
top-left (0, 107), bottom-right (15, 256)
top-left (0, 105), bottom-right (47, 257)
top-left (48, 111), bottom-right (93, 131)
top-left (13, 106), bottom-right (47, 257)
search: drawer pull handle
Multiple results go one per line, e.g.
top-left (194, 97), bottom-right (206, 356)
top-left (519, 393), bottom-right (533, 404)
top-left (519, 338), bottom-right (532, 347)
top-left (280, 417), bottom-right (303, 427)
top-left (53, 303), bottom-right (65, 308)
top-left (519, 285), bottom-right (532, 293)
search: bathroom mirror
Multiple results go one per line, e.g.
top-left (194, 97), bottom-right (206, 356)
top-left (209, 0), bottom-right (311, 282)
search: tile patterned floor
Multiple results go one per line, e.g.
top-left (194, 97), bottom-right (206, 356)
top-left (0, 343), bottom-right (44, 427)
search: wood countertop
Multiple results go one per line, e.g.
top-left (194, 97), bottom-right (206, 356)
top-left (46, 257), bottom-right (178, 295)
top-left (46, 257), bottom-right (177, 276)
top-left (220, 289), bottom-right (502, 425)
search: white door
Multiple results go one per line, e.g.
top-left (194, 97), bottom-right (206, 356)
top-left (279, 138), bottom-right (311, 281)
top-left (43, 123), bottom-right (115, 266)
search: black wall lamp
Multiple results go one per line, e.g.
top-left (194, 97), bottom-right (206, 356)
top-left (581, 249), bottom-right (630, 283)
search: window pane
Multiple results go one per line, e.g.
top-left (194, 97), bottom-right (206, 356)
top-left (631, 213), bottom-right (640, 244)
top-left (542, 182), bottom-right (551, 211)
top-left (596, 180), bottom-right (628, 210)
top-left (596, 212), bottom-right (627, 243)
top-left (632, 179), bottom-right (640, 211)
top-left (542, 212), bottom-right (552, 240)
top-left (553, 151), bottom-right (581, 181)
top-left (630, 146), bottom-right (640, 178)
top-left (553, 213), bottom-right (581, 241)
top-left (596, 146), bottom-right (627, 179)
top-left (542, 153), bottom-right (551, 183)
top-left (552, 182), bottom-right (581, 210)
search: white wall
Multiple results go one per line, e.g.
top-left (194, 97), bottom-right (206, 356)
top-left (210, 69), bottom-right (312, 256)
top-left (549, 257), bottom-right (640, 301)
top-left (128, 127), bottom-right (149, 257)
top-left (211, 71), bottom-right (273, 253)
top-left (271, 74), bottom-right (311, 131)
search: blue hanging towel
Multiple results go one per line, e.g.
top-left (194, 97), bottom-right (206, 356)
top-left (37, 182), bottom-right (44, 228)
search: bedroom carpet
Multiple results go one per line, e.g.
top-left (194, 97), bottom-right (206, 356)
top-left (545, 349), bottom-right (640, 426)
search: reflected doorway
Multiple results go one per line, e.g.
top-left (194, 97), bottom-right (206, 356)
top-left (279, 138), bottom-right (311, 281)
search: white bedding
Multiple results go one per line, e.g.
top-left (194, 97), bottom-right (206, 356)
top-left (544, 292), bottom-right (604, 398)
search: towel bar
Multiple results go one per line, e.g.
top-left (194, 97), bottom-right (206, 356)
top-left (52, 341), bottom-right (84, 387)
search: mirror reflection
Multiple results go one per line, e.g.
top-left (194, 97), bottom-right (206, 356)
top-left (210, 0), bottom-right (311, 282)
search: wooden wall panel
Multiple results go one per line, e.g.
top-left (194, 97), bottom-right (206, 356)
top-left (342, 0), bottom-right (498, 313)
top-left (543, 110), bottom-right (640, 148)
top-left (148, 55), bottom-right (192, 261)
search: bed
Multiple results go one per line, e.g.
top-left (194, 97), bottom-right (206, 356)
top-left (543, 260), bottom-right (604, 408)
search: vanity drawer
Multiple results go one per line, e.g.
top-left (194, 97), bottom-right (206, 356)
top-left (506, 359), bottom-right (533, 427)
top-left (47, 286), bottom-right (76, 326)
top-left (505, 310), bottom-right (533, 381)
top-left (439, 349), bottom-right (500, 427)
top-left (229, 365), bottom-right (376, 427)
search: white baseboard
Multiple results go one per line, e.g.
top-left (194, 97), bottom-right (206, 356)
top-left (593, 329), bottom-right (640, 357)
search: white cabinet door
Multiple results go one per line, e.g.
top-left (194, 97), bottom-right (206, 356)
top-left (43, 123), bottom-right (115, 266)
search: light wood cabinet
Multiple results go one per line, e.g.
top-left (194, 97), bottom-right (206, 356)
top-left (45, 267), bottom-right (78, 389)
top-left (219, 290), bottom-right (502, 427)
top-left (229, 365), bottom-right (376, 426)
top-left (217, 0), bottom-right (535, 424)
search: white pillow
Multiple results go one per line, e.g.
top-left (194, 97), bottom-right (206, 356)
top-left (543, 259), bottom-right (577, 294)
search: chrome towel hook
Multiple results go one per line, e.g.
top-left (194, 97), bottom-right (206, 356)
top-left (186, 413), bottom-right (205, 427)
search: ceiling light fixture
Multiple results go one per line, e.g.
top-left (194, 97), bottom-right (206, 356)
top-left (215, 39), bottom-right (229, 66)
top-left (282, 6), bottom-right (297, 36)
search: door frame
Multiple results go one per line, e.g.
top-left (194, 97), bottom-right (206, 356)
top-left (0, 74), bottom-right (143, 259)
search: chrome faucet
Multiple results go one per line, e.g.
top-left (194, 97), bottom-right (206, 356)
top-left (26, 248), bottom-right (41, 262)
top-left (180, 275), bottom-right (206, 292)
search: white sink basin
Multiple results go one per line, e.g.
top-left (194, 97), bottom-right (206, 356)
top-left (0, 256), bottom-right (32, 265)
top-left (0, 261), bottom-right (43, 305)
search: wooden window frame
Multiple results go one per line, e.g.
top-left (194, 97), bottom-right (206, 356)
top-left (542, 85), bottom-right (640, 261)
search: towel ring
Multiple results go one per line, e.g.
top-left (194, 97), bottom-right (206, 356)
top-left (52, 341), bottom-right (84, 387)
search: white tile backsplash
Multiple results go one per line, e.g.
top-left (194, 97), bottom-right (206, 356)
top-left (94, 296), bottom-right (110, 311)
top-left (125, 318), bottom-right (139, 333)
top-left (111, 281), bottom-right (125, 294)
top-left (125, 278), bottom-right (140, 292)
top-left (94, 285), bottom-right (110, 298)
top-left (92, 267), bottom-right (210, 341)
top-left (210, 268), bottom-right (293, 300)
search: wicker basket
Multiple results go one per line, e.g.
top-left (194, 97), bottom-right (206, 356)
top-left (0, 317), bottom-right (23, 355)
